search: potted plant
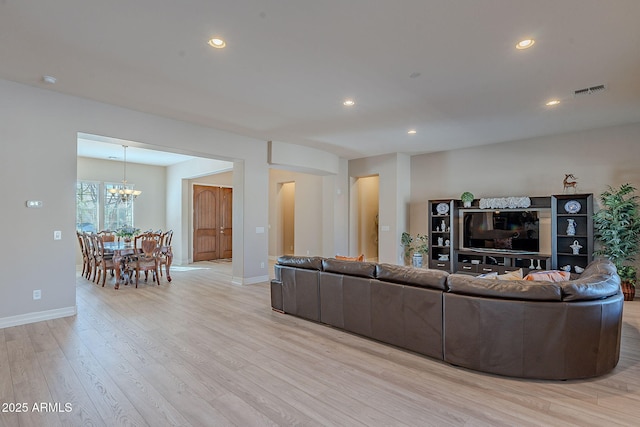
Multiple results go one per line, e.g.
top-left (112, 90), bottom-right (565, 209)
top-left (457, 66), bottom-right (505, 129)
top-left (593, 183), bottom-right (640, 301)
top-left (461, 191), bottom-right (474, 208)
top-left (116, 225), bottom-right (141, 243)
top-left (401, 232), bottom-right (429, 267)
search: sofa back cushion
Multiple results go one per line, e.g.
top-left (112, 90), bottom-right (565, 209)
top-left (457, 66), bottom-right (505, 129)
top-left (447, 274), bottom-right (562, 301)
top-left (277, 255), bottom-right (324, 270)
top-left (322, 258), bottom-right (377, 278)
top-left (375, 263), bottom-right (448, 290)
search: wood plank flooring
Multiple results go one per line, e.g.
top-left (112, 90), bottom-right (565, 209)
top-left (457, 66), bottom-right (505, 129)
top-left (1, 264), bottom-right (639, 426)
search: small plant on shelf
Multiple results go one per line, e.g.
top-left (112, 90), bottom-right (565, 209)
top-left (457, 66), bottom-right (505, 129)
top-left (461, 191), bottom-right (474, 208)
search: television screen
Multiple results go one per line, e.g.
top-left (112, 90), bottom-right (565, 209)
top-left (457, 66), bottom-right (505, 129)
top-left (463, 210), bottom-right (539, 253)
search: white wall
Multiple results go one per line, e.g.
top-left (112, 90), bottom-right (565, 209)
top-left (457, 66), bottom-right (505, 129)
top-left (269, 169), bottom-right (324, 257)
top-left (410, 123), bottom-right (640, 268)
top-left (0, 78), bottom-right (268, 327)
top-left (350, 153), bottom-right (410, 264)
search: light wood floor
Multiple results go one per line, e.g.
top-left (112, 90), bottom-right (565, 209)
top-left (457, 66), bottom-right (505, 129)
top-left (1, 265), bottom-right (639, 427)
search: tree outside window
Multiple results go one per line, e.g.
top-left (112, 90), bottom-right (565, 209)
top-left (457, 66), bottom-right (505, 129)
top-left (104, 183), bottom-right (134, 231)
top-left (76, 181), bottom-right (99, 233)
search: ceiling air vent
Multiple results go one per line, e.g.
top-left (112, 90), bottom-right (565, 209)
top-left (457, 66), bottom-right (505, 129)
top-left (574, 84), bottom-right (606, 96)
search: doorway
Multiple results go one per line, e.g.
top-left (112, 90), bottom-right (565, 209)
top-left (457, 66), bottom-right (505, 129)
top-left (280, 182), bottom-right (295, 255)
top-left (193, 185), bottom-right (233, 261)
top-left (353, 175), bottom-right (379, 261)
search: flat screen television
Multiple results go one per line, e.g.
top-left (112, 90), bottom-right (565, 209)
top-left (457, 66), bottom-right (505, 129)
top-left (462, 210), bottom-right (540, 253)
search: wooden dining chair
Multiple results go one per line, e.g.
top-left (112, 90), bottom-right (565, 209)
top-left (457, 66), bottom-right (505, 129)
top-left (159, 230), bottom-right (173, 280)
top-left (82, 233), bottom-right (97, 281)
top-left (76, 231), bottom-right (90, 278)
top-left (131, 233), bottom-right (161, 287)
top-left (94, 235), bottom-right (117, 287)
top-left (97, 230), bottom-right (116, 242)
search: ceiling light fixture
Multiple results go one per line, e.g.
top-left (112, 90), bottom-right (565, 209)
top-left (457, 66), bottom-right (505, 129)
top-left (208, 37), bottom-right (226, 48)
top-left (515, 39), bottom-right (535, 50)
top-left (407, 129), bottom-right (417, 135)
top-left (343, 99), bottom-right (355, 107)
top-left (42, 75), bottom-right (57, 84)
top-left (546, 99), bottom-right (561, 106)
top-left (108, 145), bottom-right (142, 203)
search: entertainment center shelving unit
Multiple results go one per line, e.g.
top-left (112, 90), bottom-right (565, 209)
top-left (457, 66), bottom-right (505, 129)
top-left (427, 194), bottom-right (594, 275)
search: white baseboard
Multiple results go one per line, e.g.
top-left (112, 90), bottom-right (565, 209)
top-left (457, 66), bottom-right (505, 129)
top-left (0, 306), bottom-right (77, 329)
top-left (232, 275), bottom-right (270, 286)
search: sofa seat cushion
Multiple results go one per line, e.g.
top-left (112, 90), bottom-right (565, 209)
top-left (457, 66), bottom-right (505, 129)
top-left (375, 263), bottom-right (448, 290)
top-left (447, 274), bottom-right (562, 301)
top-left (277, 255), bottom-right (324, 270)
top-left (322, 258), bottom-right (377, 278)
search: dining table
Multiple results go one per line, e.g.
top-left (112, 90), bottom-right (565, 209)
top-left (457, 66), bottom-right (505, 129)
top-left (103, 241), bottom-right (172, 289)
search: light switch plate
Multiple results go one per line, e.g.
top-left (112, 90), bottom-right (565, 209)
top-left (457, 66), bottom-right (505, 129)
top-left (54, 230), bottom-right (62, 240)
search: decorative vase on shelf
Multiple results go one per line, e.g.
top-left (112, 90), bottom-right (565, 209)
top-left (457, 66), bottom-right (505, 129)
top-left (412, 253), bottom-right (423, 268)
top-left (437, 237), bottom-right (444, 246)
top-left (566, 218), bottom-right (576, 236)
top-left (570, 239), bottom-right (582, 255)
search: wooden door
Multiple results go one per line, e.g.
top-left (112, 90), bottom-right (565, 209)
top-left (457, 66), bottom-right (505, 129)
top-left (193, 185), bottom-right (233, 261)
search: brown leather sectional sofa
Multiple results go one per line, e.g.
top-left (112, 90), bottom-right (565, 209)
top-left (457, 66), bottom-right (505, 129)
top-left (270, 256), bottom-right (623, 380)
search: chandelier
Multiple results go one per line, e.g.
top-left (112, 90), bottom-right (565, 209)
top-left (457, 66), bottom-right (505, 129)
top-left (108, 145), bottom-right (142, 203)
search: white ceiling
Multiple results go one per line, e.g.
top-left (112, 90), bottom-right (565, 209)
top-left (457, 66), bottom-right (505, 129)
top-left (2, 1), bottom-right (640, 160)
top-left (77, 134), bottom-right (198, 166)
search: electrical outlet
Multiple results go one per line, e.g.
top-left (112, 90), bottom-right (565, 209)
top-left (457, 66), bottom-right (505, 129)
top-left (260, 262), bottom-right (265, 268)
top-left (53, 230), bottom-right (62, 240)
top-left (33, 290), bottom-right (41, 300)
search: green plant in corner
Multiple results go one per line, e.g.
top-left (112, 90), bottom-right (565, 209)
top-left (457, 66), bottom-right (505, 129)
top-left (593, 183), bottom-right (640, 289)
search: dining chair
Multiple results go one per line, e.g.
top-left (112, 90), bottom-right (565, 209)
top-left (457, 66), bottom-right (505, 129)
top-left (94, 235), bottom-right (117, 287)
top-left (159, 230), bottom-right (173, 280)
top-left (131, 233), bottom-right (161, 287)
top-left (76, 231), bottom-right (90, 278)
top-left (97, 230), bottom-right (116, 242)
top-left (82, 233), bottom-right (97, 281)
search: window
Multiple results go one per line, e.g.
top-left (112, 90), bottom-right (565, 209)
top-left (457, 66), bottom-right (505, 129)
top-left (76, 181), bottom-right (136, 233)
top-left (76, 181), bottom-right (99, 233)
top-left (104, 183), bottom-right (134, 231)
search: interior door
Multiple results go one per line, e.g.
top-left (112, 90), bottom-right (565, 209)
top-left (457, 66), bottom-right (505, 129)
top-left (193, 185), bottom-right (233, 261)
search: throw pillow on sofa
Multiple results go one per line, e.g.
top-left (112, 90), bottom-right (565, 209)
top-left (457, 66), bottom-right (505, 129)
top-left (335, 254), bottom-right (365, 262)
top-left (476, 268), bottom-right (523, 280)
top-left (524, 270), bottom-right (571, 282)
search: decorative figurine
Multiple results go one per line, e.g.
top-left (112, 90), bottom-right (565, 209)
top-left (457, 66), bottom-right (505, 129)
top-left (563, 174), bottom-right (578, 193)
top-left (437, 237), bottom-right (444, 246)
top-left (445, 239), bottom-right (450, 247)
top-left (561, 265), bottom-right (572, 272)
top-left (566, 218), bottom-right (576, 236)
top-left (570, 239), bottom-right (582, 255)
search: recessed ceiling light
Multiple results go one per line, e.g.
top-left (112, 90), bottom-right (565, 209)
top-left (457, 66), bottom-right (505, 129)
top-left (343, 99), bottom-right (355, 107)
top-left (546, 99), bottom-right (561, 106)
top-left (407, 129), bottom-right (417, 135)
top-left (208, 37), bottom-right (226, 48)
top-left (515, 39), bottom-right (535, 50)
top-left (42, 75), bottom-right (57, 84)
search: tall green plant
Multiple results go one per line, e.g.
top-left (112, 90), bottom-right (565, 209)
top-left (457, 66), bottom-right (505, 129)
top-left (593, 183), bottom-right (640, 286)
